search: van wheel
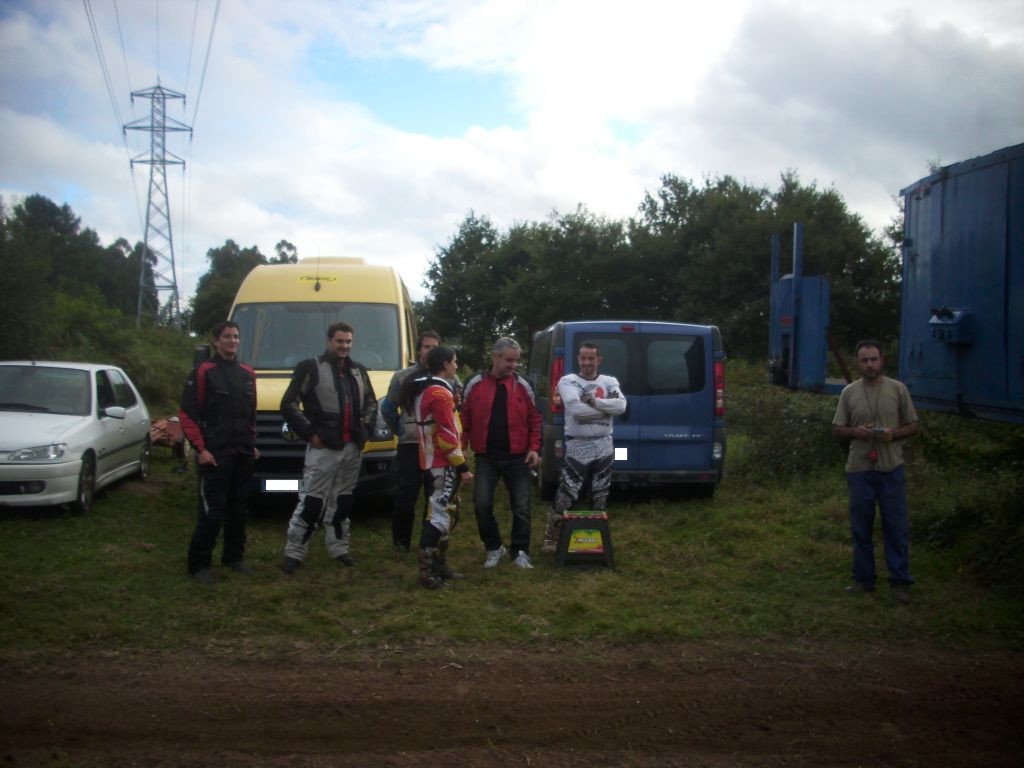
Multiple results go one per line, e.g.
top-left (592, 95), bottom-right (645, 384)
top-left (691, 484), bottom-right (716, 500)
top-left (70, 454), bottom-right (96, 515)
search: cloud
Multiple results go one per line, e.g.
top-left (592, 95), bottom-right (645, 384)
top-left (1, 0), bottom-right (1022, 307)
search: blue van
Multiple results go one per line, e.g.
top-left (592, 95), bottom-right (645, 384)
top-left (527, 320), bottom-right (726, 499)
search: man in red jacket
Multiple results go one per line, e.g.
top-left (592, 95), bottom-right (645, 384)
top-left (460, 337), bottom-right (542, 569)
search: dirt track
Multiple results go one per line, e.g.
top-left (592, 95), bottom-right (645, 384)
top-left (1, 641), bottom-right (1021, 767)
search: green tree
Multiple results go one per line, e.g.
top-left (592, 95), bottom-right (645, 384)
top-left (271, 239), bottom-right (298, 264)
top-left (770, 173), bottom-right (901, 356)
top-left (504, 207), bottom-right (629, 343)
top-left (189, 240), bottom-right (267, 335)
top-left (420, 212), bottom-right (509, 369)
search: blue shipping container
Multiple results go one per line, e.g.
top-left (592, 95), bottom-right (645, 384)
top-left (899, 142), bottom-right (1024, 423)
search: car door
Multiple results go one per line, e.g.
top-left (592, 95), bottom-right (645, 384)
top-left (92, 370), bottom-right (126, 485)
top-left (106, 368), bottom-right (148, 477)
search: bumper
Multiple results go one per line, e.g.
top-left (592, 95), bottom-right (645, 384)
top-left (0, 459), bottom-right (82, 507)
top-left (610, 468), bottom-right (721, 487)
top-left (255, 451), bottom-right (398, 496)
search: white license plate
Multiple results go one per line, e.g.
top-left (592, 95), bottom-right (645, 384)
top-left (265, 479), bottom-right (299, 492)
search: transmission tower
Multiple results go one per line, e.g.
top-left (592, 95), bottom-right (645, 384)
top-left (124, 84), bottom-right (192, 327)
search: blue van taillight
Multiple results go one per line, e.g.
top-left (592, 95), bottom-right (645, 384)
top-left (550, 357), bottom-right (564, 413)
top-left (714, 360), bottom-right (726, 417)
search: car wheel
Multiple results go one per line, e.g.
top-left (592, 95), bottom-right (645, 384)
top-left (70, 454), bottom-right (96, 515)
top-left (136, 437), bottom-right (152, 480)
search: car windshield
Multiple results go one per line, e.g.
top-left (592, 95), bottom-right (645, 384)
top-left (0, 366), bottom-right (91, 416)
top-left (231, 302), bottom-right (401, 370)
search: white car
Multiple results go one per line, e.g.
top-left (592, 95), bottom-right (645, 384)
top-left (0, 361), bottom-right (151, 514)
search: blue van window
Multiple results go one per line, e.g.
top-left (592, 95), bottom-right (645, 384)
top-left (580, 337), bottom-right (631, 390)
top-left (645, 336), bottom-right (705, 395)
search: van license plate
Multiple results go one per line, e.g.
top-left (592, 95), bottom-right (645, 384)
top-left (265, 479), bottom-right (299, 492)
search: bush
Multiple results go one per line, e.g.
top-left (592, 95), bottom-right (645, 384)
top-left (29, 290), bottom-right (195, 414)
top-left (726, 367), bottom-right (1024, 597)
top-left (726, 372), bottom-right (845, 483)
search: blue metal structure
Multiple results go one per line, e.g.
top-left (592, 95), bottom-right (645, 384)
top-left (768, 223), bottom-right (843, 394)
top-left (899, 143), bottom-right (1024, 424)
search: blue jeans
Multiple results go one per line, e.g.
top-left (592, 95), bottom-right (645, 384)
top-left (847, 465), bottom-right (913, 587)
top-left (473, 454), bottom-right (533, 556)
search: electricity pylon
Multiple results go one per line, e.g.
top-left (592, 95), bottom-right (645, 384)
top-left (124, 84), bottom-right (192, 327)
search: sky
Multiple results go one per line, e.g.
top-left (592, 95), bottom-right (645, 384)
top-left (1, 0), bottom-right (1022, 306)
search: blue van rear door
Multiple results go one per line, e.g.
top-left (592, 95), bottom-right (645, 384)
top-left (566, 323), bottom-right (712, 474)
top-left (635, 326), bottom-right (713, 473)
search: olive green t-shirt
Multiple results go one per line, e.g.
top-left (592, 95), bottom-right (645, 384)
top-left (832, 377), bottom-right (918, 473)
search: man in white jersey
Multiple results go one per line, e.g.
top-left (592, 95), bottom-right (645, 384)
top-left (541, 342), bottom-right (627, 553)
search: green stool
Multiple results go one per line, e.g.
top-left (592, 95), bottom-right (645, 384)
top-left (556, 510), bottom-right (614, 569)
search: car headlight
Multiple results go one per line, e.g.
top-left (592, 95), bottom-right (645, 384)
top-left (8, 443), bottom-right (68, 461)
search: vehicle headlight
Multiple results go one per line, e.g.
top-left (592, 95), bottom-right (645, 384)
top-left (8, 443), bottom-right (68, 461)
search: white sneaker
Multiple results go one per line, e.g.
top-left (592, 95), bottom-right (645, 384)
top-left (512, 551), bottom-right (534, 569)
top-left (483, 545), bottom-right (507, 568)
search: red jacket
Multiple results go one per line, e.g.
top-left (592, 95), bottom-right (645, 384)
top-left (460, 372), bottom-right (542, 456)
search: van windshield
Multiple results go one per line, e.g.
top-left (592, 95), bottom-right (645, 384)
top-left (231, 302), bottom-right (401, 370)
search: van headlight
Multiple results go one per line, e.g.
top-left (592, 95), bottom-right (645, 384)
top-left (9, 443), bottom-right (67, 461)
top-left (372, 423), bottom-right (393, 441)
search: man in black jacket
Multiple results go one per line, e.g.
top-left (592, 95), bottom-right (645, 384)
top-left (180, 321), bottom-right (258, 584)
top-left (280, 322), bottom-right (378, 574)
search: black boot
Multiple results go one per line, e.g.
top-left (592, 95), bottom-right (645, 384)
top-left (417, 548), bottom-right (447, 590)
top-left (436, 537), bottom-right (465, 580)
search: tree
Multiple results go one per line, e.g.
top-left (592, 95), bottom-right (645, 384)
top-left (504, 207), bottom-right (629, 343)
top-left (271, 239), bottom-right (298, 264)
top-left (189, 240), bottom-right (267, 335)
top-left (420, 212), bottom-right (508, 369)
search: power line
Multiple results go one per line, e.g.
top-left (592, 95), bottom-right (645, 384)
top-left (189, 0), bottom-right (221, 129)
top-left (112, 0), bottom-right (134, 101)
top-left (184, 0), bottom-right (200, 97)
top-left (82, 0), bottom-right (123, 129)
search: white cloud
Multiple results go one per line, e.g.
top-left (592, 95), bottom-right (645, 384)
top-left (1, 0), bottom-right (1021, 307)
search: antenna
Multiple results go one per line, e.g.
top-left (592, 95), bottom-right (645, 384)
top-left (124, 84), bottom-right (192, 327)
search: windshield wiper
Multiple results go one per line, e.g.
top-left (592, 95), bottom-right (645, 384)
top-left (0, 402), bottom-right (51, 412)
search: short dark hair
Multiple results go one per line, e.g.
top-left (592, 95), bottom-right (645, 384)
top-left (426, 345), bottom-right (457, 374)
top-left (418, 330), bottom-right (442, 349)
top-left (579, 342), bottom-right (600, 355)
top-left (855, 339), bottom-right (884, 357)
top-left (210, 321), bottom-right (239, 340)
top-left (400, 345), bottom-right (457, 412)
top-left (327, 321), bottom-right (354, 338)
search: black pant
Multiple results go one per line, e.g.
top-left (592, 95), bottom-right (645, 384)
top-left (391, 442), bottom-right (431, 549)
top-left (187, 452), bottom-right (254, 573)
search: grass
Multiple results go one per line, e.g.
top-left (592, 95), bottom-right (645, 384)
top-left (2, 362), bottom-right (1022, 655)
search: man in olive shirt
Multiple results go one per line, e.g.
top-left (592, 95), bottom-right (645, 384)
top-left (832, 340), bottom-right (919, 604)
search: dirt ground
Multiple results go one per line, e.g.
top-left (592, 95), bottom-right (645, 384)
top-left (1, 642), bottom-right (1021, 767)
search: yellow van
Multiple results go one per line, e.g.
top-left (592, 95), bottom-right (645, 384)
top-left (228, 257), bottom-right (418, 497)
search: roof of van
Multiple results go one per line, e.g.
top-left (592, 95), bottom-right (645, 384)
top-left (232, 258), bottom-right (408, 304)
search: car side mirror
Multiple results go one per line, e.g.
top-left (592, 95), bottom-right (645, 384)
top-left (104, 406), bottom-right (127, 419)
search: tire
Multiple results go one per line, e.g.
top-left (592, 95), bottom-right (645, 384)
top-left (70, 454), bottom-right (96, 515)
top-left (136, 438), bottom-right (152, 480)
top-left (691, 483), bottom-right (716, 500)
